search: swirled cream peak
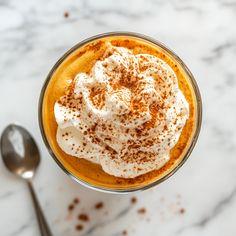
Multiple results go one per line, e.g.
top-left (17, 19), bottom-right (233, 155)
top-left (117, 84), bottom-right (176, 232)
top-left (54, 43), bottom-right (189, 178)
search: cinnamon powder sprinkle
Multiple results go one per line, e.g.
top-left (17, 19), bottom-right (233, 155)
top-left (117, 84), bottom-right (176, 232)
top-left (78, 213), bottom-right (89, 222)
top-left (95, 202), bottom-right (104, 209)
top-left (68, 204), bottom-right (74, 211)
top-left (74, 198), bottom-right (80, 204)
top-left (179, 208), bottom-right (185, 214)
top-left (64, 11), bottom-right (69, 18)
top-left (131, 197), bottom-right (137, 204)
top-left (137, 208), bottom-right (146, 214)
top-left (75, 224), bottom-right (83, 231)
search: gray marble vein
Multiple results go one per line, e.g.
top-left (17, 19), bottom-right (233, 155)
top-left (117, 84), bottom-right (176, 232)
top-left (202, 41), bottom-right (236, 63)
top-left (9, 224), bottom-right (29, 236)
top-left (0, 191), bottom-right (14, 200)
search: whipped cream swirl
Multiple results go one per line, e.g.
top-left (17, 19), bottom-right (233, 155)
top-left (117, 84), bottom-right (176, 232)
top-left (54, 43), bottom-right (189, 178)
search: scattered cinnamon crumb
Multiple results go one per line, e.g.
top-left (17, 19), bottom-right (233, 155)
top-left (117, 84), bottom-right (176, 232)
top-left (95, 202), bottom-right (104, 209)
top-left (122, 229), bottom-right (128, 235)
top-left (75, 224), bottom-right (83, 231)
top-left (137, 208), bottom-right (146, 214)
top-left (131, 197), bottom-right (137, 204)
top-left (74, 198), bottom-right (80, 204)
top-left (68, 204), bottom-right (74, 211)
top-left (179, 208), bottom-right (185, 214)
top-left (78, 213), bottom-right (89, 222)
top-left (64, 11), bottom-right (69, 18)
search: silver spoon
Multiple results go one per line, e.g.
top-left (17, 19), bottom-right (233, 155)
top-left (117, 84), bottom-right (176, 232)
top-left (0, 124), bottom-right (52, 236)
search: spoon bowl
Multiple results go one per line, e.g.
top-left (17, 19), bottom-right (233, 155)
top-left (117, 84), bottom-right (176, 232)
top-left (1, 124), bottom-right (40, 179)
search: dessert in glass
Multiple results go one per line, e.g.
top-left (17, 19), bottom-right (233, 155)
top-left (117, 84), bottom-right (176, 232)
top-left (39, 32), bottom-right (202, 193)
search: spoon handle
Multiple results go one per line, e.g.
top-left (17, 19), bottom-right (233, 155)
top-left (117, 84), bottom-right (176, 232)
top-left (27, 181), bottom-right (53, 236)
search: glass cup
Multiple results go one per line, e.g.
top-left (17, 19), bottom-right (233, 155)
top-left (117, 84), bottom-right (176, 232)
top-left (38, 32), bottom-right (202, 193)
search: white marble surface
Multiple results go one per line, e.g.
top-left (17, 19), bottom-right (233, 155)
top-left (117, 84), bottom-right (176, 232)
top-left (1, 0), bottom-right (236, 235)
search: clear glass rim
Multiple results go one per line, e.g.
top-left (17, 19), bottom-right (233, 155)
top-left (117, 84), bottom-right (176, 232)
top-left (38, 31), bottom-right (202, 194)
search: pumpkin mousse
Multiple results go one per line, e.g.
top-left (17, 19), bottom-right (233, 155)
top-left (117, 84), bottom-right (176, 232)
top-left (41, 34), bottom-right (198, 190)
